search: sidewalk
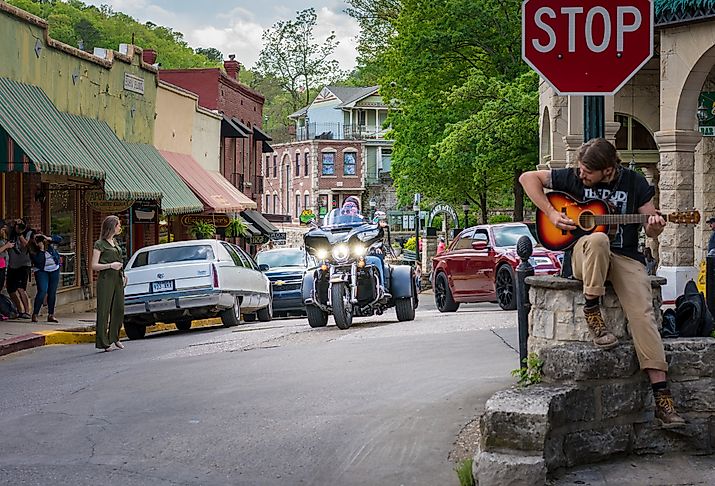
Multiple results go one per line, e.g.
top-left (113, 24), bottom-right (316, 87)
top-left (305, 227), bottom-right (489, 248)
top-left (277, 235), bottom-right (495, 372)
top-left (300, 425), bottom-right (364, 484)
top-left (0, 308), bottom-right (222, 357)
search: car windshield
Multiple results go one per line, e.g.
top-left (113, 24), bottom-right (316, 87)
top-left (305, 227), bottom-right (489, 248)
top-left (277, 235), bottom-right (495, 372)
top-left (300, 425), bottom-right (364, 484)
top-left (493, 225), bottom-right (538, 248)
top-left (256, 250), bottom-right (306, 268)
top-left (323, 208), bottom-right (366, 226)
top-left (131, 244), bottom-right (215, 268)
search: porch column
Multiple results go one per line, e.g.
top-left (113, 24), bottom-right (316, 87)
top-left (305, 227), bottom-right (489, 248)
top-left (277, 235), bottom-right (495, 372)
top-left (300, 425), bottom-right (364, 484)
top-left (563, 134), bottom-right (583, 167)
top-left (653, 129), bottom-right (701, 301)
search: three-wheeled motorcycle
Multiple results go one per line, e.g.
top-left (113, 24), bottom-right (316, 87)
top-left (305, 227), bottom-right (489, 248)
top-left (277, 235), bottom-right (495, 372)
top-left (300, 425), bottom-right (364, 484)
top-left (301, 208), bottom-right (418, 329)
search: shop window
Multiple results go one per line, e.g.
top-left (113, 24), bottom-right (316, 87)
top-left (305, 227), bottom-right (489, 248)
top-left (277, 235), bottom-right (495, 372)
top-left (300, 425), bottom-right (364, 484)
top-left (322, 153), bottom-right (335, 175)
top-left (304, 194), bottom-right (310, 212)
top-left (295, 194), bottom-right (301, 217)
top-left (319, 194), bottom-right (328, 217)
top-left (49, 189), bottom-right (77, 288)
top-left (615, 114), bottom-right (657, 151)
top-left (344, 152), bottom-right (357, 175)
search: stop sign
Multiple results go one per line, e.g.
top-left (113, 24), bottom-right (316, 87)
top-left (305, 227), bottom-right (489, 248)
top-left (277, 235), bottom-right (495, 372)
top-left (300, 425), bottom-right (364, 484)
top-left (522, 0), bottom-right (653, 95)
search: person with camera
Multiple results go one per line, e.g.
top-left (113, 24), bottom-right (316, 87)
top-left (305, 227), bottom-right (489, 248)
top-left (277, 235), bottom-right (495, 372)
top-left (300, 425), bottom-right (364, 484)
top-left (27, 233), bottom-right (62, 323)
top-left (0, 220), bottom-right (15, 320)
top-left (8, 218), bottom-right (33, 319)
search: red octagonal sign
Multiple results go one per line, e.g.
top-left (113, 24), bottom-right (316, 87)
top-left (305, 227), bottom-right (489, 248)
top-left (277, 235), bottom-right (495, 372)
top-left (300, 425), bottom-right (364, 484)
top-left (522, 0), bottom-right (653, 95)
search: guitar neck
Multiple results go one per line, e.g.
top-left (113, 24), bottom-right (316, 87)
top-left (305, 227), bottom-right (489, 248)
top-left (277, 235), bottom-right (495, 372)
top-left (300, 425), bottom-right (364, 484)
top-left (593, 214), bottom-right (653, 225)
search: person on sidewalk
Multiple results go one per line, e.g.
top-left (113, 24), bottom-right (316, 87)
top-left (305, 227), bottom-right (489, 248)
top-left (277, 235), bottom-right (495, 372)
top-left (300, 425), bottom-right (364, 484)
top-left (0, 221), bottom-right (14, 321)
top-left (436, 236), bottom-right (447, 255)
top-left (92, 215), bottom-right (126, 352)
top-left (27, 234), bottom-right (62, 323)
top-left (707, 216), bottom-right (715, 255)
top-left (519, 137), bottom-right (685, 428)
top-left (7, 218), bottom-right (33, 319)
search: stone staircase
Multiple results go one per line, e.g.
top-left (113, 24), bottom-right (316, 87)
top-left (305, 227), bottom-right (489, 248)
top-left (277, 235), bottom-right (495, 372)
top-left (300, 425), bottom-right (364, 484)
top-left (474, 276), bottom-right (715, 485)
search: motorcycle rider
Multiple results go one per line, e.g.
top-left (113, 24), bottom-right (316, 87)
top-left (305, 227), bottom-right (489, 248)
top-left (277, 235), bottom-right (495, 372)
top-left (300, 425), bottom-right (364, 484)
top-left (365, 209), bottom-right (391, 299)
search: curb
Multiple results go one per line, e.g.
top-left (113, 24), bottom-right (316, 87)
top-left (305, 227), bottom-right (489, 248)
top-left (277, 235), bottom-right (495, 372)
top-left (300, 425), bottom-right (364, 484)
top-left (0, 317), bottom-right (223, 358)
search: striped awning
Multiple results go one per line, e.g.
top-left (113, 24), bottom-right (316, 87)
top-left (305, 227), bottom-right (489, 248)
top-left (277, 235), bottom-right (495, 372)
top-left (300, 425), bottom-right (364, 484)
top-left (122, 143), bottom-right (204, 216)
top-left (61, 113), bottom-right (162, 201)
top-left (160, 150), bottom-right (257, 213)
top-left (0, 77), bottom-right (104, 180)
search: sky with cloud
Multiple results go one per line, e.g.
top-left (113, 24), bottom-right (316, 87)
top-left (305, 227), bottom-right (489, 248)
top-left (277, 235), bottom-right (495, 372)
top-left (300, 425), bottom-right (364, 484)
top-left (83, 0), bottom-right (360, 70)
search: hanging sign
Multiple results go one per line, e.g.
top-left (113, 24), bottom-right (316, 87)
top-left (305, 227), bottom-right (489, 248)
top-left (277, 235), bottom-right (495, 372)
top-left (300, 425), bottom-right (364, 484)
top-left (86, 190), bottom-right (134, 213)
top-left (180, 214), bottom-right (230, 228)
top-left (427, 203), bottom-right (459, 228)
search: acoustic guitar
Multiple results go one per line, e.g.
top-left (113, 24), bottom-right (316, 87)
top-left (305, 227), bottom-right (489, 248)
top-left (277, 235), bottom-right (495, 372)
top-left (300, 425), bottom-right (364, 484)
top-left (536, 191), bottom-right (700, 251)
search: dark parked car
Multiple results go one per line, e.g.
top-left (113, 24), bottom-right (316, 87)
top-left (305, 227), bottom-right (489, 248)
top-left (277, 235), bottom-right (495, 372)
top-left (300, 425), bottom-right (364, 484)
top-left (431, 222), bottom-right (562, 311)
top-left (256, 248), bottom-right (317, 318)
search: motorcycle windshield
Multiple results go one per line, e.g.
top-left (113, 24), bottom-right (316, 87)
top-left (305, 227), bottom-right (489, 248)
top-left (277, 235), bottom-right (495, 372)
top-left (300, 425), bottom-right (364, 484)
top-left (323, 208), bottom-right (366, 227)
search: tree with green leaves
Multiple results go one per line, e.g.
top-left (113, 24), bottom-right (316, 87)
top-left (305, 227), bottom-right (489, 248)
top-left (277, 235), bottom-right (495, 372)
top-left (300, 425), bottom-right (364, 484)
top-left (195, 47), bottom-right (223, 62)
top-left (255, 8), bottom-right (343, 109)
top-left (377, 0), bottom-right (537, 222)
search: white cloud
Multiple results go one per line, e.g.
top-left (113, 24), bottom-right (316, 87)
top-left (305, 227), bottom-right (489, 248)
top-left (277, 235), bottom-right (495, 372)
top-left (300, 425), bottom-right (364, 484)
top-left (189, 20), bottom-right (265, 68)
top-left (314, 7), bottom-right (359, 72)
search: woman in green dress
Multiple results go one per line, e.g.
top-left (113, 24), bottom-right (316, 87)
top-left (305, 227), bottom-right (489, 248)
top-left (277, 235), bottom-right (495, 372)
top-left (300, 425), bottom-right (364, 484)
top-left (92, 215), bottom-right (126, 351)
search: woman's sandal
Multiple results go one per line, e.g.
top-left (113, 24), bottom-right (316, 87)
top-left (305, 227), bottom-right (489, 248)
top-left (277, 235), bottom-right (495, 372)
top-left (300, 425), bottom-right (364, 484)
top-left (114, 341), bottom-right (124, 349)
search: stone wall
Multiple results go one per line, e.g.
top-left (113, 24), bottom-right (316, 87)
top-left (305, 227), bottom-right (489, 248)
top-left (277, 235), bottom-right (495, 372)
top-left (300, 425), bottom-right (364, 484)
top-left (474, 275), bottom-right (715, 485)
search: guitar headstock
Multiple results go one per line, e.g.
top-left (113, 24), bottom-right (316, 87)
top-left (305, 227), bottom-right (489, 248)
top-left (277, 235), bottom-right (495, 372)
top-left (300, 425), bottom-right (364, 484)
top-left (668, 210), bottom-right (701, 225)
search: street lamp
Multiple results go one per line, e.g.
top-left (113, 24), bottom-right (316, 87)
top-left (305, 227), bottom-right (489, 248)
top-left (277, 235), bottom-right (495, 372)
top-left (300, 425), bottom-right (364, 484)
top-left (462, 200), bottom-right (470, 228)
top-left (698, 101), bottom-right (710, 123)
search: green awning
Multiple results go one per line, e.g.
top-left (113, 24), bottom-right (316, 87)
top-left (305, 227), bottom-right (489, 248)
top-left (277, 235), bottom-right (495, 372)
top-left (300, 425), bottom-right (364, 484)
top-left (0, 77), bottom-right (104, 180)
top-left (61, 113), bottom-right (162, 201)
top-left (122, 143), bottom-right (203, 216)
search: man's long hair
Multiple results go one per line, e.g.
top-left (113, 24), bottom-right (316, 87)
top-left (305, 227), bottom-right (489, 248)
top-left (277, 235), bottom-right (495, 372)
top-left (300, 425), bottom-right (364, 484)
top-left (577, 138), bottom-right (622, 171)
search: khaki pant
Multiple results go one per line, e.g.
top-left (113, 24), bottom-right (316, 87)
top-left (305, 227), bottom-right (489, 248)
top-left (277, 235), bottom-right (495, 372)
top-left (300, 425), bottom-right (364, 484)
top-left (572, 233), bottom-right (667, 372)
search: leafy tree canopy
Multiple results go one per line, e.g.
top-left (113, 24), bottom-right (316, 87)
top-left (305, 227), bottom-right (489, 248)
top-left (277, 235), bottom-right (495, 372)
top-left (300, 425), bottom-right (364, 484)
top-left (6, 0), bottom-right (219, 68)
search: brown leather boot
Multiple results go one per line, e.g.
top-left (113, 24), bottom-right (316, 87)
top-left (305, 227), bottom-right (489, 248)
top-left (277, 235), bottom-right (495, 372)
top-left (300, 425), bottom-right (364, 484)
top-left (654, 389), bottom-right (686, 428)
top-left (583, 305), bottom-right (618, 349)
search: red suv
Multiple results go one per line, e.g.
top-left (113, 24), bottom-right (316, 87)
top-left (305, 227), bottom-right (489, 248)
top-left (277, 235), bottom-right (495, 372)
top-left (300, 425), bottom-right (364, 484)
top-left (431, 222), bottom-right (562, 311)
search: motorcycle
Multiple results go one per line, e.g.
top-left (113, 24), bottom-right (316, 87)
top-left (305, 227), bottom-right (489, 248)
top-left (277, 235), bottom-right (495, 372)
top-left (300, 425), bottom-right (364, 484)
top-left (301, 208), bottom-right (418, 329)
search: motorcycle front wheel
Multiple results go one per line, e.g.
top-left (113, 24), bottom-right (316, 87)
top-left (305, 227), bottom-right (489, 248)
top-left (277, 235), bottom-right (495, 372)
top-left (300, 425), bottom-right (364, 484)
top-left (331, 281), bottom-right (353, 330)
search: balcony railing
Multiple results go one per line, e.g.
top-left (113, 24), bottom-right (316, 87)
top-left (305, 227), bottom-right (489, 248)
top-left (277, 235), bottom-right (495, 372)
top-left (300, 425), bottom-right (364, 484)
top-left (295, 122), bottom-right (390, 142)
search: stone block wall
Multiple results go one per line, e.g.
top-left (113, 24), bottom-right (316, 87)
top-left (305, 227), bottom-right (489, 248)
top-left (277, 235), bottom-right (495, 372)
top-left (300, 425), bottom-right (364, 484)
top-left (474, 275), bottom-right (715, 485)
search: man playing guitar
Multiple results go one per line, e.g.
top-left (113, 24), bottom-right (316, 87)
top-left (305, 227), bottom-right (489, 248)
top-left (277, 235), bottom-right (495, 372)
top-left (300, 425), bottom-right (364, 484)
top-left (520, 137), bottom-right (684, 428)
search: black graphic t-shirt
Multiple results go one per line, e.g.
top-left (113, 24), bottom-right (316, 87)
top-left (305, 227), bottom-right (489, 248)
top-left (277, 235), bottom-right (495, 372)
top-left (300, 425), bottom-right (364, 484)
top-left (551, 167), bottom-right (655, 262)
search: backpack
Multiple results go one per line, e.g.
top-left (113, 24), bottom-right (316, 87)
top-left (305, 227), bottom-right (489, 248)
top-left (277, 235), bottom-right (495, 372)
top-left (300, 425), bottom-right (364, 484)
top-left (0, 293), bottom-right (18, 319)
top-left (673, 280), bottom-right (715, 337)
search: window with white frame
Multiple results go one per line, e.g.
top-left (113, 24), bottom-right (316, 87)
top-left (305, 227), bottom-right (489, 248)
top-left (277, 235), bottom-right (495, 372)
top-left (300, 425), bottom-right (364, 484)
top-left (344, 152), bottom-right (357, 176)
top-left (322, 152), bottom-right (335, 175)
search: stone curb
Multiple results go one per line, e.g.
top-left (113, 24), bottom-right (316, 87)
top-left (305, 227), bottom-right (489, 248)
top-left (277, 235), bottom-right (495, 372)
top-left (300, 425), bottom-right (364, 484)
top-left (0, 317), bottom-right (223, 357)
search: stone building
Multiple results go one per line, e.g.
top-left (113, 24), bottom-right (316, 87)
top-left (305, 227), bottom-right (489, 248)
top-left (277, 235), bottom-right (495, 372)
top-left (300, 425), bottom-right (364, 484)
top-left (537, 2), bottom-right (715, 300)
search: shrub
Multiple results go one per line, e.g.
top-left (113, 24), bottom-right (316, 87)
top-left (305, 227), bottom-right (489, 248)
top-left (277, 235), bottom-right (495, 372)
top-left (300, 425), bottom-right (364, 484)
top-left (488, 214), bottom-right (512, 224)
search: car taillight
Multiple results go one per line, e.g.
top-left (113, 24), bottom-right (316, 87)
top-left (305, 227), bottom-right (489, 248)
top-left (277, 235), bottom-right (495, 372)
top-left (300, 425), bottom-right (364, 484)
top-left (212, 264), bottom-right (219, 288)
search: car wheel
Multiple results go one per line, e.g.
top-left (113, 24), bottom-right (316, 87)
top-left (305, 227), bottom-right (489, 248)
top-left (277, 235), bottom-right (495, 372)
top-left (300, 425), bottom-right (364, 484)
top-left (434, 272), bottom-right (459, 313)
top-left (496, 265), bottom-right (517, 311)
top-left (124, 323), bottom-right (146, 340)
top-left (220, 298), bottom-right (241, 327)
top-left (306, 305), bottom-right (328, 328)
top-left (175, 319), bottom-right (192, 332)
top-left (243, 313), bottom-right (256, 323)
top-left (257, 302), bottom-right (272, 322)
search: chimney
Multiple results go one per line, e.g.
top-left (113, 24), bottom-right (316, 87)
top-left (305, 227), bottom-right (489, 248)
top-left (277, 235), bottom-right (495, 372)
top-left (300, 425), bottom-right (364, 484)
top-left (142, 48), bottom-right (157, 65)
top-left (224, 54), bottom-right (240, 80)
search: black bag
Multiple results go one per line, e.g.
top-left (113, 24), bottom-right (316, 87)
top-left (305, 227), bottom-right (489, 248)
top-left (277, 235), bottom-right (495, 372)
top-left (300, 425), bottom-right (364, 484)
top-left (0, 293), bottom-right (18, 319)
top-left (674, 280), bottom-right (715, 337)
top-left (661, 308), bottom-right (679, 338)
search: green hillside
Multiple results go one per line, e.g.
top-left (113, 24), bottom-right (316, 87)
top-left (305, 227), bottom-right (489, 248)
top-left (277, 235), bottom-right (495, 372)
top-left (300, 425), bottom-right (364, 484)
top-left (5, 0), bottom-right (218, 68)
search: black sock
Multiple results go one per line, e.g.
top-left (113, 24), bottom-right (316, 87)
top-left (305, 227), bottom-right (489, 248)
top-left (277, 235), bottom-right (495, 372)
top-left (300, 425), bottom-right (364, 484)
top-left (651, 381), bottom-right (667, 394)
top-left (585, 297), bottom-right (600, 308)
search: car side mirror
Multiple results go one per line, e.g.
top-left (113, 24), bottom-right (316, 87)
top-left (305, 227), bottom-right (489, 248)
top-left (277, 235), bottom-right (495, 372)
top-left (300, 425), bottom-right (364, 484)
top-left (472, 241), bottom-right (488, 251)
top-left (258, 264), bottom-right (270, 272)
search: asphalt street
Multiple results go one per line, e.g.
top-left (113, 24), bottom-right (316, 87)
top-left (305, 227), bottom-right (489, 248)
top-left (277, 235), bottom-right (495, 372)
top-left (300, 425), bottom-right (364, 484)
top-left (0, 297), bottom-right (519, 486)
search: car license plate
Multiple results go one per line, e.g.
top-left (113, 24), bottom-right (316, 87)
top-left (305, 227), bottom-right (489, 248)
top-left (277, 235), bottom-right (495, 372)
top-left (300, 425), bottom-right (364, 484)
top-left (152, 280), bottom-right (174, 293)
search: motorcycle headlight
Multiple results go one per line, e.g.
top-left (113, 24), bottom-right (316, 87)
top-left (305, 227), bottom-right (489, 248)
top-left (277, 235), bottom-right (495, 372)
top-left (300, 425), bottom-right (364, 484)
top-left (353, 244), bottom-right (367, 257)
top-left (316, 248), bottom-right (329, 260)
top-left (357, 229), bottom-right (380, 242)
top-left (332, 244), bottom-right (350, 262)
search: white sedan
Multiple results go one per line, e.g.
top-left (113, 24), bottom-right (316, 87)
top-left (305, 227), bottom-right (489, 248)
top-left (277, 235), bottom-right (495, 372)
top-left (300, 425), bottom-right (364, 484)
top-left (123, 239), bottom-right (271, 339)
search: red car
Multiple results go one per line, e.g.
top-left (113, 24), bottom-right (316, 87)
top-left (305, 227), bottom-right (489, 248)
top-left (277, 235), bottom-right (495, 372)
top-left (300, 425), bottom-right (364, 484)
top-left (431, 222), bottom-right (562, 311)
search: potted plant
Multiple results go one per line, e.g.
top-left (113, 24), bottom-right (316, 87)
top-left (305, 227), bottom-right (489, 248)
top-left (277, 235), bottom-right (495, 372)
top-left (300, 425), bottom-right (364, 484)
top-left (225, 218), bottom-right (250, 238)
top-left (189, 221), bottom-right (216, 240)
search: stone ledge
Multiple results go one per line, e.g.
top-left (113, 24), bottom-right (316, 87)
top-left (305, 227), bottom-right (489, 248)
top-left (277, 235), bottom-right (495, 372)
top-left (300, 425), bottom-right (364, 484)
top-left (475, 451), bottom-right (546, 486)
top-left (525, 275), bottom-right (667, 290)
top-left (540, 342), bottom-right (640, 382)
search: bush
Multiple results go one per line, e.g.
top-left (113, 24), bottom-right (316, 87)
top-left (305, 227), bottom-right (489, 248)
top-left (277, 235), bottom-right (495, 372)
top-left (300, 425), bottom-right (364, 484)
top-left (404, 236), bottom-right (417, 251)
top-left (488, 214), bottom-right (512, 224)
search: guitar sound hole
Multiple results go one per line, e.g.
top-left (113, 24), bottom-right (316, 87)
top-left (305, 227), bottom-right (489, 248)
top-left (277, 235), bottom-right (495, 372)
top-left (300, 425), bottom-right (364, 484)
top-left (579, 212), bottom-right (596, 230)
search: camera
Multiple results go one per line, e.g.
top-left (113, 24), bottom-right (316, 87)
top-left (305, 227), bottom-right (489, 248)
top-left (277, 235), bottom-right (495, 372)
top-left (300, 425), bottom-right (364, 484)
top-left (34, 234), bottom-right (49, 244)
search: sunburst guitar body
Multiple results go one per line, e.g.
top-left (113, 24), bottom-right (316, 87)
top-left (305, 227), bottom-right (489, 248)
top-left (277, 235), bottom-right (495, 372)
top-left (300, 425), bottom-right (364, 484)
top-left (536, 191), bottom-right (700, 251)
